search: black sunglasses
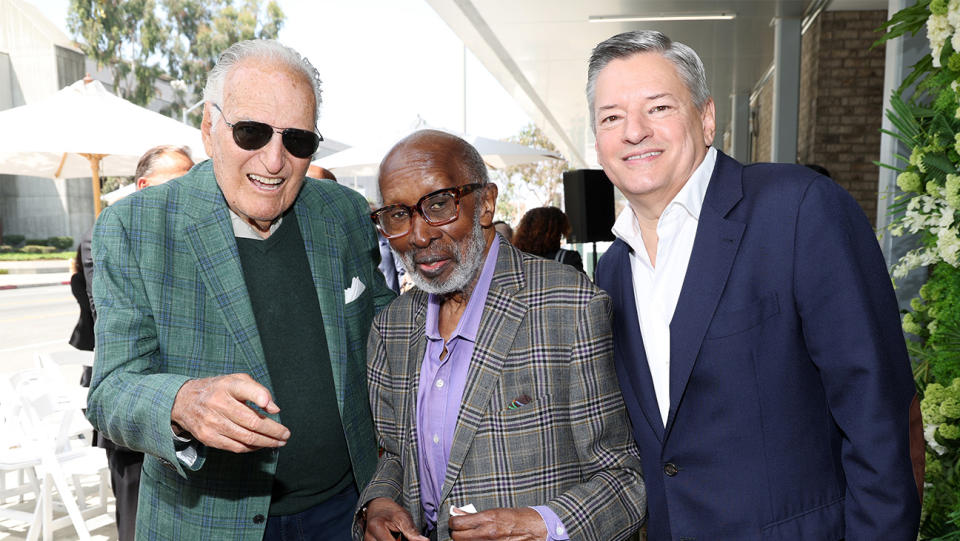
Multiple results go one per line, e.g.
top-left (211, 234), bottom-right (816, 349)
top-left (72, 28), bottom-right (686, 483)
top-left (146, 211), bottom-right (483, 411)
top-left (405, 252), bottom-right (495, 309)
top-left (212, 104), bottom-right (322, 159)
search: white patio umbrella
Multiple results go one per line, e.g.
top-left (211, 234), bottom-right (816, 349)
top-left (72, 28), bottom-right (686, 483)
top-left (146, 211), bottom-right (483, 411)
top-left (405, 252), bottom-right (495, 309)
top-left (0, 78), bottom-right (208, 216)
top-left (313, 126), bottom-right (562, 177)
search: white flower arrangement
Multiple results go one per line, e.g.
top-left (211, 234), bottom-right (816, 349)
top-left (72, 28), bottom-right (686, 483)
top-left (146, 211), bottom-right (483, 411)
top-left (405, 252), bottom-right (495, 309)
top-left (890, 190), bottom-right (960, 278)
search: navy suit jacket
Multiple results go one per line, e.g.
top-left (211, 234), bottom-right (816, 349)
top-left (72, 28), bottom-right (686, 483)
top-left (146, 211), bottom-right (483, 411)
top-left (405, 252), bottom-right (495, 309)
top-left (595, 151), bottom-right (920, 541)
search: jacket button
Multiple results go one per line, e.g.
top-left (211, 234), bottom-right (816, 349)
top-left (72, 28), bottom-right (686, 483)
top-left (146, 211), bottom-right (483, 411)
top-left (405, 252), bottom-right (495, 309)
top-left (253, 514), bottom-right (265, 524)
top-left (664, 462), bottom-right (679, 476)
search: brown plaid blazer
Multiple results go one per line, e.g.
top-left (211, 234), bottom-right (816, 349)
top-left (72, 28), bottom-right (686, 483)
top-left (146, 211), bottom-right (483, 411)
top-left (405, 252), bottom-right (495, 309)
top-left (356, 238), bottom-right (646, 541)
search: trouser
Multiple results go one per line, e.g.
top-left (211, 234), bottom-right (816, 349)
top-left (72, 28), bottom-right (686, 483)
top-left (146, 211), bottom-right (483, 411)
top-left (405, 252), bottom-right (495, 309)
top-left (263, 484), bottom-right (358, 541)
top-left (105, 447), bottom-right (143, 541)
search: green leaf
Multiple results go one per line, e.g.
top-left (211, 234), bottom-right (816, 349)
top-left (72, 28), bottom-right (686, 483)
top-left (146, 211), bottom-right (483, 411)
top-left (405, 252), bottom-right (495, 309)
top-left (873, 160), bottom-right (906, 172)
top-left (923, 153), bottom-right (959, 175)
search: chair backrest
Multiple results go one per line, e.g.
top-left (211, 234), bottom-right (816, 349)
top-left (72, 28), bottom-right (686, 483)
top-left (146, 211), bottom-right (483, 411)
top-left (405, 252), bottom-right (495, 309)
top-left (0, 376), bottom-right (28, 453)
top-left (8, 369), bottom-right (88, 454)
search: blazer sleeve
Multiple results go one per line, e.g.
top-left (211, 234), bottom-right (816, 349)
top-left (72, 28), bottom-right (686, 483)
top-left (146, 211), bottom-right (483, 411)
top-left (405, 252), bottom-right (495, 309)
top-left (86, 206), bottom-right (201, 478)
top-left (353, 315), bottom-right (407, 537)
top-left (546, 290), bottom-right (647, 541)
top-left (793, 177), bottom-right (920, 538)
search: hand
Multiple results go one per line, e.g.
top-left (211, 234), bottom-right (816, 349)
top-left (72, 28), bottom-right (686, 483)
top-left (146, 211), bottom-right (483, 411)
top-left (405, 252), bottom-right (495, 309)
top-left (170, 373), bottom-right (289, 453)
top-left (363, 497), bottom-right (428, 541)
top-left (448, 507), bottom-right (547, 541)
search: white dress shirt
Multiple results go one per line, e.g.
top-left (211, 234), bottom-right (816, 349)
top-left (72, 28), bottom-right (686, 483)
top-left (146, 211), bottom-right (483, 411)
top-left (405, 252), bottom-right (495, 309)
top-left (610, 147), bottom-right (717, 425)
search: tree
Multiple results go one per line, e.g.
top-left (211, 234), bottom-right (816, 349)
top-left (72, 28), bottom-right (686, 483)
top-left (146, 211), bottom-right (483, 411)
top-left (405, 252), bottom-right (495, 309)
top-left (67, 0), bottom-right (167, 106)
top-left (67, 0), bottom-right (284, 123)
top-left (491, 123), bottom-right (569, 224)
top-left (163, 0), bottom-right (285, 124)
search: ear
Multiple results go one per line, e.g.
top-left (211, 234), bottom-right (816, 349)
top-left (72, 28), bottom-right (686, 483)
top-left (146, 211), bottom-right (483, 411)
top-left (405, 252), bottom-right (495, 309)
top-left (700, 98), bottom-right (717, 146)
top-left (478, 183), bottom-right (499, 227)
top-left (200, 102), bottom-right (215, 158)
top-left (136, 177), bottom-right (150, 191)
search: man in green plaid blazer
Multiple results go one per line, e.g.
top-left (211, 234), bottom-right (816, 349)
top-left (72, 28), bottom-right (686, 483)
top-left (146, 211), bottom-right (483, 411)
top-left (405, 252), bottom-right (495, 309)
top-left (87, 40), bottom-right (394, 540)
top-left (357, 131), bottom-right (646, 541)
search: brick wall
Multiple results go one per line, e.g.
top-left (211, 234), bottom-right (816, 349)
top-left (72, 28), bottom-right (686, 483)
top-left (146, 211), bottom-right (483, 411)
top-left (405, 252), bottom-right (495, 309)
top-left (750, 83), bottom-right (773, 163)
top-left (751, 10), bottom-right (887, 223)
top-left (801, 10), bottom-right (887, 223)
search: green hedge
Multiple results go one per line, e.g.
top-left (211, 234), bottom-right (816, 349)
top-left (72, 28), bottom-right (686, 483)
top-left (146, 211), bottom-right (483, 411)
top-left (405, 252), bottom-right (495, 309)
top-left (2, 234), bottom-right (25, 246)
top-left (20, 245), bottom-right (57, 254)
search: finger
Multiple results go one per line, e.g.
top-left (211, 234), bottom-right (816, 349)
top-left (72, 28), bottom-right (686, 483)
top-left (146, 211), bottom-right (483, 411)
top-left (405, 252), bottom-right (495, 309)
top-left (366, 518), bottom-right (423, 541)
top-left (448, 512), bottom-right (484, 530)
top-left (224, 373), bottom-right (279, 412)
top-left (219, 402), bottom-right (291, 441)
top-left (186, 405), bottom-right (289, 450)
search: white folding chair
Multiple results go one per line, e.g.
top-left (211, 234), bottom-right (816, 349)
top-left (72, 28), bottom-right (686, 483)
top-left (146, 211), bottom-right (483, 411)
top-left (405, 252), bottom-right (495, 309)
top-left (0, 376), bottom-right (42, 507)
top-left (34, 351), bottom-right (96, 444)
top-left (8, 368), bottom-right (112, 541)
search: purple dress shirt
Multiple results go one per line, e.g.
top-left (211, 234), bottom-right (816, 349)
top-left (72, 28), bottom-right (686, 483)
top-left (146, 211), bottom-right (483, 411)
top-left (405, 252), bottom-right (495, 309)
top-left (416, 239), bottom-right (568, 539)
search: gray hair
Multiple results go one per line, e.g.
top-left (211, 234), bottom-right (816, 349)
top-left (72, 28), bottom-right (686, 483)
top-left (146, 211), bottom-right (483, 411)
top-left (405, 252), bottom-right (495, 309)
top-left (135, 145), bottom-right (193, 180)
top-left (586, 30), bottom-right (710, 130)
top-left (203, 39), bottom-right (323, 124)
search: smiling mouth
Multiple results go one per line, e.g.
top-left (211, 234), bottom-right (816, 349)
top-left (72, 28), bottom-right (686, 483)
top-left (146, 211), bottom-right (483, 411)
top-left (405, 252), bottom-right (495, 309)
top-left (624, 150), bottom-right (662, 161)
top-left (248, 173), bottom-right (284, 190)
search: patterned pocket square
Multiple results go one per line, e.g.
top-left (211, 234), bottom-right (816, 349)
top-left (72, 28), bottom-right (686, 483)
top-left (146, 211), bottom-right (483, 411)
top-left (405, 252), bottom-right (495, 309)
top-left (507, 394), bottom-right (532, 410)
top-left (344, 276), bottom-right (365, 304)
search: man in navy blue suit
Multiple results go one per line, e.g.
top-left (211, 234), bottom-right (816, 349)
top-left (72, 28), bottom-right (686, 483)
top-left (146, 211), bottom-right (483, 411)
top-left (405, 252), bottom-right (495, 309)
top-left (589, 30), bottom-right (920, 540)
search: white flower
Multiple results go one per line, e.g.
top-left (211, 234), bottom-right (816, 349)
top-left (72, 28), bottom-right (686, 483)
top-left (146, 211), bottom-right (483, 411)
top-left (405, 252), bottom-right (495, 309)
top-left (928, 13), bottom-right (952, 65)
top-left (949, 0), bottom-right (960, 28)
top-left (926, 423), bottom-right (948, 455)
top-left (938, 227), bottom-right (960, 266)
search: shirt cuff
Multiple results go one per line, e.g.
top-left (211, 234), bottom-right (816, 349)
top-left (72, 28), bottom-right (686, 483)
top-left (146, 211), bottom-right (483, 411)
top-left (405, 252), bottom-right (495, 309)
top-left (172, 427), bottom-right (199, 467)
top-left (530, 506), bottom-right (569, 540)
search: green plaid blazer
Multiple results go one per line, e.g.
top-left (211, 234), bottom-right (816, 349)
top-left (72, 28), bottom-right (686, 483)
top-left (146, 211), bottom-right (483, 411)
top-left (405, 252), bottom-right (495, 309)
top-left (356, 238), bottom-right (646, 541)
top-left (87, 161), bottom-right (395, 540)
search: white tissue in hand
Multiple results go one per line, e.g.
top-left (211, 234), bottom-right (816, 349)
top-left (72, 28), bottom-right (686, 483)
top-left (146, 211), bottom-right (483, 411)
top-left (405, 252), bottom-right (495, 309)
top-left (450, 504), bottom-right (477, 516)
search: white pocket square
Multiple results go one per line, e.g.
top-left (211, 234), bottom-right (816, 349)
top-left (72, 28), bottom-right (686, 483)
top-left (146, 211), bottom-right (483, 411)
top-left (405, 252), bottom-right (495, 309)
top-left (344, 276), bottom-right (365, 304)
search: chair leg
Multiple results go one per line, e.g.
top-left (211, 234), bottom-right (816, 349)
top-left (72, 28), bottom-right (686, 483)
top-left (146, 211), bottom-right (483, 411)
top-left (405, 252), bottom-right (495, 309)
top-left (42, 473), bottom-right (53, 541)
top-left (25, 479), bottom-right (43, 541)
top-left (46, 463), bottom-right (91, 541)
top-left (72, 473), bottom-right (88, 510)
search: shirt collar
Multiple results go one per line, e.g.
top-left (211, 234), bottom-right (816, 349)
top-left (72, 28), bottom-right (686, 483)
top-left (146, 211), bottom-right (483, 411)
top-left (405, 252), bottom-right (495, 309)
top-left (611, 146), bottom-right (717, 249)
top-left (229, 208), bottom-right (284, 240)
top-left (424, 238), bottom-right (500, 342)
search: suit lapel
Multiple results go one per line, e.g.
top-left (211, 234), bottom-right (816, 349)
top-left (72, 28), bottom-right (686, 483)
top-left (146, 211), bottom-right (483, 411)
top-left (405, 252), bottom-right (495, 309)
top-left (665, 152), bottom-right (745, 437)
top-left (440, 240), bottom-right (526, 503)
top-left (181, 170), bottom-right (268, 381)
top-left (607, 240), bottom-right (664, 443)
top-left (294, 185), bottom-right (348, 407)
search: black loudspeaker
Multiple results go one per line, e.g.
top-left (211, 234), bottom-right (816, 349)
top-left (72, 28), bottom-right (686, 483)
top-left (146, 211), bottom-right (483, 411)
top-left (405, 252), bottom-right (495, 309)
top-left (563, 169), bottom-right (616, 243)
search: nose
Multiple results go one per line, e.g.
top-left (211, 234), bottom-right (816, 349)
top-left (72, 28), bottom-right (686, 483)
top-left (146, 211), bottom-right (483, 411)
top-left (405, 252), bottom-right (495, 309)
top-left (623, 112), bottom-right (651, 145)
top-left (407, 211), bottom-right (441, 248)
top-left (259, 131), bottom-right (286, 174)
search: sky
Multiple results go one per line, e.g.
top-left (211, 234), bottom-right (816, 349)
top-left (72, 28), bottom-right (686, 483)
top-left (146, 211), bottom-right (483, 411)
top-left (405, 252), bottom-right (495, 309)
top-left (25, 0), bottom-right (532, 149)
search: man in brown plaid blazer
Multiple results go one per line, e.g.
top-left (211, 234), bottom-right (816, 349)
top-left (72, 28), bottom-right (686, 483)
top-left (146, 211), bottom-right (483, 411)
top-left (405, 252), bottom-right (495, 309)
top-left (356, 130), bottom-right (646, 541)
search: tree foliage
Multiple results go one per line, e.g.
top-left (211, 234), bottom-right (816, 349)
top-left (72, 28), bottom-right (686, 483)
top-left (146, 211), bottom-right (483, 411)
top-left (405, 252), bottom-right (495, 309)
top-left (67, 0), bottom-right (284, 124)
top-left (492, 123), bottom-right (569, 225)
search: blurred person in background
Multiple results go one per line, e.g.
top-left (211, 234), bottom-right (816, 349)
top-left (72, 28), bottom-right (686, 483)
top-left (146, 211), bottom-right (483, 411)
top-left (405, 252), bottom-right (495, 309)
top-left (492, 219), bottom-right (513, 242)
top-left (512, 206), bottom-right (584, 272)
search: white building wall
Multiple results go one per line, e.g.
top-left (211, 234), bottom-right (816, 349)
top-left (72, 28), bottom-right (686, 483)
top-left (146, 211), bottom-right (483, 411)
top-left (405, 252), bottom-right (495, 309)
top-left (0, 0), bottom-right (92, 245)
